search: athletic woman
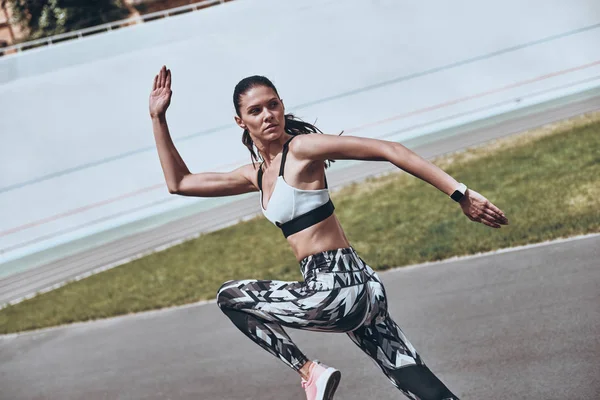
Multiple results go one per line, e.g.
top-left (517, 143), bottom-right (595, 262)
top-left (149, 65), bottom-right (509, 400)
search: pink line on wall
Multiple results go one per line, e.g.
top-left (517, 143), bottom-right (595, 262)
top-left (0, 184), bottom-right (165, 237)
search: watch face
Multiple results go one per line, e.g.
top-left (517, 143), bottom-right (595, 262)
top-left (451, 190), bottom-right (464, 202)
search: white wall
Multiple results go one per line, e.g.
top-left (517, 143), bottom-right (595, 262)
top-left (1, 0), bottom-right (600, 267)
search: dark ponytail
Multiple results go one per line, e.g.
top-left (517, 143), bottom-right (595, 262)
top-left (234, 76), bottom-right (341, 169)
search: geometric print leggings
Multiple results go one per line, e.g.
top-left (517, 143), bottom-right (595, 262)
top-left (217, 246), bottom-right (460, 400)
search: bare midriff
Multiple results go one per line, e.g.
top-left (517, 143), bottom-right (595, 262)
top-left (286, 213), bottom-right (351, 262)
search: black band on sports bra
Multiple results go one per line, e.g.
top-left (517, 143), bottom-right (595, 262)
top-left (276, 198), bottom-right (335, 238)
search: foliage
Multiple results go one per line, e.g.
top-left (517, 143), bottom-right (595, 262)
top-left (7, 0), bottom-right (130, 41)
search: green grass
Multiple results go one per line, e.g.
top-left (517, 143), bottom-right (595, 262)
top-left (2, 113), bottom-right (600, 334)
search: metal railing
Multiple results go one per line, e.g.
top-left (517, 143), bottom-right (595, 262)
top-left (0, 0), bottom-right (225, 56)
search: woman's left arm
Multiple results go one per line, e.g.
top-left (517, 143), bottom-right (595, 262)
top-left (291, 134), bottom-right (509, 228)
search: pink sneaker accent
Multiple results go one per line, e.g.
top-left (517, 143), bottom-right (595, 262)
top-left (301, 361), bottom-right (341, 400)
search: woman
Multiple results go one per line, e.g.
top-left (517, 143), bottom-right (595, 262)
top-left (149, 66), bottom-right (508, 400)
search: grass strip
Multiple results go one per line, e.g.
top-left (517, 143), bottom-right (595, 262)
top-left (2, 112), bottom-right (599, 334)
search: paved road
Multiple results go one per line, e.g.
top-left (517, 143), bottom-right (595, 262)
top-left (2, 92), bottom-right (600, 307)
top-left (1, 235), bottom-right (599, 399)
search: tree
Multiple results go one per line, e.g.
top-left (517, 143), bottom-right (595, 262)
top-left (8, 0), bottom-right (131, 41)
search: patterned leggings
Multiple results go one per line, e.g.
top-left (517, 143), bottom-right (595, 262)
top-left (217, 247), bottom-right (460, 400)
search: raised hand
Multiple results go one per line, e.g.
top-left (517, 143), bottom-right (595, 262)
top-left (149, 65), bottom-right (172, 118)
top-left (459, 189), bottom-right (509, 228)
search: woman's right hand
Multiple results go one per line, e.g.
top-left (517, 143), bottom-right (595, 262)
top-left (149, 65), bottom-right (172, 118)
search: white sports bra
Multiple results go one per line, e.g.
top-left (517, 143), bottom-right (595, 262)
top-left (260, 175), bottom-right (330, 225)
top-left (257, 136), bottom-right (333, 235)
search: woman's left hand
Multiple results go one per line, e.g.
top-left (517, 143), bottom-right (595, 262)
top-left (459, 189), bottom-right (509, 228)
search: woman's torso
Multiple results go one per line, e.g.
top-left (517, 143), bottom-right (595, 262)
top-left (256, 140), bottom-right (350, 262)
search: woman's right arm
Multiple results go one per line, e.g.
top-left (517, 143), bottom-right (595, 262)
top-left (150, 66), bottom-right (257, 197)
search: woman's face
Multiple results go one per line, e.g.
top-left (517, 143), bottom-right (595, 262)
top-left (235, 85), bottom-right (286, 141)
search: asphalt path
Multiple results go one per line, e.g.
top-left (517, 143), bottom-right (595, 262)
top-left (2, 92), bottom-right (600, 307)
top-left (1, 234), bottom-right (599, 399)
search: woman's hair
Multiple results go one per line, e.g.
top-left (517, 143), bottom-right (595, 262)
top-left (233, 75), bottom-right (341, 169)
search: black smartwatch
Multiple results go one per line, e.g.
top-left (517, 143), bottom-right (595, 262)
top-left (450, 183), bottom-right (467, 202)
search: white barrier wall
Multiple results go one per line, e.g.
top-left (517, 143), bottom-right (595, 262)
top-left (1, 0), bottom-right (600, 269)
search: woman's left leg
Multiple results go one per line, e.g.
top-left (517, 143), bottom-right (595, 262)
top-left (346, 273), bottom-right (460, 400)
top-left (347, 312), bottom-right (459, 400)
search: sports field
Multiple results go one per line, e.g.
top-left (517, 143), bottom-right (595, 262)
top-left (1, 112), bottom-right (599, 334)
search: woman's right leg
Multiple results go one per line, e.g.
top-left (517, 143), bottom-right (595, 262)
top-left (216, 277), bottom-right (346, 399)
top-left (216, 248), bottom-right (375, 373)
top-left (216, 279), bottom-right (312, 372)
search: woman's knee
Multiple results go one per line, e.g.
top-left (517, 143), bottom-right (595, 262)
top-left (216, 279), bottom-right (256, 309)
top-left (216, 279), bottom-right (238, 309)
